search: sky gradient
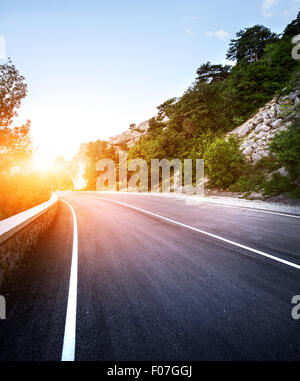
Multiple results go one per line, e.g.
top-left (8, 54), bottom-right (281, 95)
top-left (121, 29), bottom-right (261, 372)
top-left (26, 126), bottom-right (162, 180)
top-left (1, 0), bottom-right (299, 165)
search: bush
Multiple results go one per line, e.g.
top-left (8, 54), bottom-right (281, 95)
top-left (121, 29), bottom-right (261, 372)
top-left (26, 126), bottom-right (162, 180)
top-left (260, 121), bottom-right (300, 198)
top-left (204, 136), bottom-right (246, 189)
top-left (269, 121), bottom-right (300, 182)
top-left (229, 155), bottom-right (281, 194)
top-left (0, 172), bottom-right (52, 220)
top-left (262, 173), bottom-right (297, 197)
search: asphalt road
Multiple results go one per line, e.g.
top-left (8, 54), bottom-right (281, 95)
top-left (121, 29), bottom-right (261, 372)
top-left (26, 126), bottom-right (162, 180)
top-left (0, 192), bottom-right (299, 361)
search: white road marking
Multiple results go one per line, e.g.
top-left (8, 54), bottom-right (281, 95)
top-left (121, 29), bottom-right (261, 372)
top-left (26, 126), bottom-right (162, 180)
top-left (196, 201), bottom-right (300, 219)
top-left (98, 197), bottom-right (300, 271)
top-left (93, 191), bottom-right (300, 219)
top-left (61, 200), bottom-right (78, 361)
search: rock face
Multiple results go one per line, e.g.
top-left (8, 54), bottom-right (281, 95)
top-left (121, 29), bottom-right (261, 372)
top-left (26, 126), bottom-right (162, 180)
top-left (108, 120), bottom-right (149, 150)
top-left (230, 90), bottom-right (300, 163)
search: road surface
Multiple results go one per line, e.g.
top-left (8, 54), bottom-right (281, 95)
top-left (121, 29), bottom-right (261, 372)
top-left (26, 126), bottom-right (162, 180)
top-left (0, 192), bottom-right (299, 361)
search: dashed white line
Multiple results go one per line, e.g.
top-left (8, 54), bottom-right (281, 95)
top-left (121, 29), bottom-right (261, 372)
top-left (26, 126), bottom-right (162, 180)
top-left (97, 197), bottom-right (300, 271)
top-left (61, 200), bottom-right (78, 361)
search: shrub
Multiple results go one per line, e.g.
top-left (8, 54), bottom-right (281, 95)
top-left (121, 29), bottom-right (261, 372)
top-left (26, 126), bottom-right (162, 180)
top-left (204, 136), bottom-right (246, 189)
top-left (0, 172), bottom-right (52, 220)
top-left (262, 173), bottom-right (296, 197)
top-left (260, 121), bottom-right (300, 197)
top-left (228, 155), bottom-right (281, 194)
top-left (269, 121), bottom-right (300, 182)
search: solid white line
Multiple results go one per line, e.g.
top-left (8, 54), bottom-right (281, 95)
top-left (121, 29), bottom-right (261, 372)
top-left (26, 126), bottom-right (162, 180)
top-left (97, 197), bottom-right (300, 271)
top-left (93, 191), bottom-right (300, 219)
top-left (61, 200), bottom-right (78, 361)
top-left (197, 201), bottom-right (300, 219)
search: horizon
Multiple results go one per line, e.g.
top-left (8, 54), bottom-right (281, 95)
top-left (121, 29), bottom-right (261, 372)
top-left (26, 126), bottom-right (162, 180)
top-left (1, 0), bottom-right (298, 166)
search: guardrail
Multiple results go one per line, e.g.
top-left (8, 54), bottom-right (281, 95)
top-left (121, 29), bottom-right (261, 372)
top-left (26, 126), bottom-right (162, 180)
top-left (0, 194), bottom-right (58, 287)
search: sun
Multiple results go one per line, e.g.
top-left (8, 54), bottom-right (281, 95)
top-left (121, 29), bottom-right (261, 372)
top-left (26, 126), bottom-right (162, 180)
top-left (33, 150), bottom-right (54, 171)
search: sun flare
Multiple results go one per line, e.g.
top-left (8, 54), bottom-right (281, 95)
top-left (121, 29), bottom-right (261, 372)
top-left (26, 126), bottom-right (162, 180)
top-left (33, 150), bottom-right (54, 171)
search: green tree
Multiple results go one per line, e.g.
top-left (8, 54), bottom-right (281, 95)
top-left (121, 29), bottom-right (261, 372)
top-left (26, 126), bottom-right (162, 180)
top-left (226, 25), bottom-right (279, 63)
top-left (83, 140), bottom-right (116, 190)
top-left (0, 59), bottom-right (27, 127)
top-left (50, 156), bottom-right (74, 191)
top-left (129, 123), bottom-right (136, 131)
top-left (196, 62), bottom-right (231, 83)
top-left (283, 11), bottom-right (300, 38)
top-left (0, 60), bottom-right (51, 219)
top-left (148, 117), bottom-right (164, 133)
top-left (0, 60), bottom-right (32, 175)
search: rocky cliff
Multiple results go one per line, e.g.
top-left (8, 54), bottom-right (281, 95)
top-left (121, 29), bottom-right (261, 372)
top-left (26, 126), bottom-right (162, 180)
top-left (108, 120), bottom-right (149, 150)
top-left (230, 90), bottom-right (300, 163)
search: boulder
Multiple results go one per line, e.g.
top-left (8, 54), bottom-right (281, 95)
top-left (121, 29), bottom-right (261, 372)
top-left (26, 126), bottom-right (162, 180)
top-left (243, 147), bottom-right (253, 156)
top-left (255, 124), bottom-right (263, 133)
top-left (252, 153), bottom-right (262, 163)
top-left (254, 115), bottom-right (264, 124)
top-left (276, 167), bottom-right (288, 177)
top-left (289, 92), bottom-right (300, 101)
top-left (260, 150), bottom-right (268, 158)
top-left (260, 124), bottom-right (271, 132)
top-left (234, 123), bottom-right (252, 138)
top-left (268, 109), bottom-right (276, 119)
top-left (264, 118), bottom-right (272, 126)
top-left (275, 104), bottom-right (282, 115)
top-left (271, 119), bottom-right (282, 129)
top-left (256, 131), bottom-right (266, 139)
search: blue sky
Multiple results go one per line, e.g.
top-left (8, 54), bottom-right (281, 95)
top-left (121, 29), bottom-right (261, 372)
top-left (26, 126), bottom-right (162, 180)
top-left (1, 0), bottom-right (299, 164)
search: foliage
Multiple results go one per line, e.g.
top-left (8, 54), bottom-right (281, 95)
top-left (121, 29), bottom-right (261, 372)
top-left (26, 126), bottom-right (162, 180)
top-left (203, 136), bottom-right (247, 189)
top-left (50, 156), bottom-right (74, 191)
top-left (283, 11), bottom-right (300, 38)
top-left (83, 140), bottom-right (116, 190)
top-left (0, 60), bottom-right (51, 219)
top-left (228, 155), bottom-right (281, 194)
top-left (226, 25), bottom-right (279, 63)
top-left (0, 172), bottom-right (52, 220)
top-left (269, 120), bottom-right (300, 183)
top-left (262, 173), bottom-right (298, 198)
top-left (196, 62), bottom-right (232, 83)
top-left (225, 38), bottom-right (300, 119)
top-left (229, 121), bottom-right (300, 198)
top-left (0, 59), bottom-right (27, 127)
top-left (261, 123), bottom-right (300, 197)
top-left (0, 121), bottom-right (32, 175)
top-left (83, 13), bottom-right (300, 198)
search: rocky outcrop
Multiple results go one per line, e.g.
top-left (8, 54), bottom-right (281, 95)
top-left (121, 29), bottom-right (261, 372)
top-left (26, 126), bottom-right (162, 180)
top-left (230, 90), bottom-right (300, 163)
top-left (108, 120), bottom-right (149, 149)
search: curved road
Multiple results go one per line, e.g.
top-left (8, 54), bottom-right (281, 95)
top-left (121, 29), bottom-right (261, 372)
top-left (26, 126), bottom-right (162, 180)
top-left (0, 192), bottom-right (299, 361)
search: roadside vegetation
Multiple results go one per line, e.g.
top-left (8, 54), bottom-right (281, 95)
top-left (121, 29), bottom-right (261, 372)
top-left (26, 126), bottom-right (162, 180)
top-left (0, 60), bottom-right (52, 220)
top-left (83, 13), bottom-right (300, 198)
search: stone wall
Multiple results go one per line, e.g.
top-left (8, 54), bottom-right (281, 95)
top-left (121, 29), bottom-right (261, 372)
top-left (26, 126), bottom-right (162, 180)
top-left (0, 202), bottom-right (57, 287)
